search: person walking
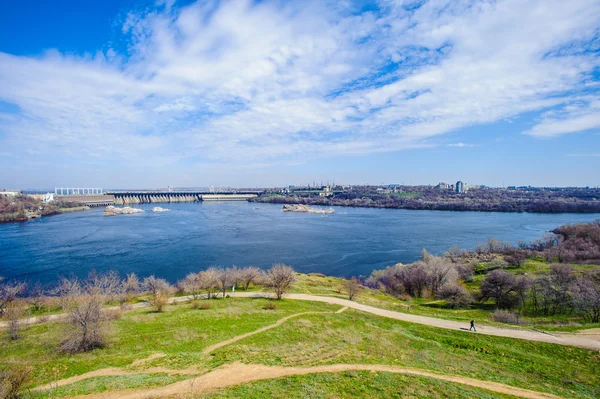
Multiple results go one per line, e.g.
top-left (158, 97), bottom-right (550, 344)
top-left (469, 320), bottom-right (476, 332)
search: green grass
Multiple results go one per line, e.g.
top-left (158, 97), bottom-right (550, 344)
top-left (1, 298), bottom-right (340, 389)
top-left (201, 371), bottom-right (519, 399)
top-left (26, 374), bottom-right (188, 398)
top-left (293, 266), bottom-right (600, 331)
top-left (210, 309), bottom-right (600, 399)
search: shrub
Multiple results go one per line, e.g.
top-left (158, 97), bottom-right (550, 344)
top-left (103, 308), bottom-right (122, 321)
top-left (191, 300), bottom-right (211, 310)
top-left (456, 264), bottom-right (474, 282)
top-left (0, 365), bottom-right (32, 399)
top-left (437, 284), bottom-right (471, 308)
top-left (490, 310), bottom-right (520, 324)
top-left (263, 302), bottom-right (277, 310)
top-left (143, 276), bottom-right (173, 312)
top-left (3, 302), bottom-right (25, 341)
top-left (57, 275), bottom-right (107, 354)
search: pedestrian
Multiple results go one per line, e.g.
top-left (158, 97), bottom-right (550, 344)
top-left (469, 320), bottom-right (476, 332)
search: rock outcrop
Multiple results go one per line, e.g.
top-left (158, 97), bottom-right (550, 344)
top-left (103, 206), bottom-right (143, 216)
top-left (282, 204), bottom-right (334, 214)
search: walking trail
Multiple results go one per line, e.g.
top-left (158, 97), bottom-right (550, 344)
top-left (232, 292), bottom-right (600, 350)
top-left (35, 307), bottom-right (567, 399)
top-left (70, 362), bottom-right (563, 399)
top-left (4, 292), bottom-right (599, 350)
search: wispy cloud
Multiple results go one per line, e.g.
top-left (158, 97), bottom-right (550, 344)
top-left (567, 153), bottom-right (600, 157)
top-left (0, 0), bottom-right (599, 168)
top-left (447, 143), bottom-right (473, 148)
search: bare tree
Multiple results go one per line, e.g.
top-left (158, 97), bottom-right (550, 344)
top-left (239, 266), bottom-right (263, 290)
top-left (267, 264), bottom-right (296, 300)
top-left (216, 267), bottom-right (234, 298)
top-left (28, 281), bottom-right (46, 312)
top-left (342, 277), bottom-right (363, 300)
top-left (91, 270), bottom-right (122, 303)
top-left (58, 276), bottom-right (107, 354)
top-left (437, 284), bottom-right (471, 308)
top-left (199, 268), bottom-right (219, 298)
top-left (0, 277), bottom-right (26, 311)
top-left (180, 273), bottom-right (203, 299)
top-left (5, 302), bottom-right (25, 340)
top-left (424, 257), bottom-right (457, 296)
top-left (121, 273), bottom-right (140, 303)
top-left (142, 276), bottom-right (173, 312)
top-left (480, 269), bottom-right (518, 309)
top-left (0, 365), bottom-right (32, 399)
top-left (570, 277), bottom-right (600, 323)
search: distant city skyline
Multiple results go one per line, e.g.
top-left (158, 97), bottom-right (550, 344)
top-left (1, 0), bottom-right (599, 188)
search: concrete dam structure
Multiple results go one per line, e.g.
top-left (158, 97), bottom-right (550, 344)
top-left (107, 191), bottom-right (259, 205)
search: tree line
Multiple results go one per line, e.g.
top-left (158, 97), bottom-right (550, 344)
top-left (254, 186), bottom-right (600, 213)
top-left (0, 264), bottom-right (296, 355)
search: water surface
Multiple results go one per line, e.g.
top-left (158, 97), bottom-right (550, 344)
top-left (1, 202), bottom-right (599, 285)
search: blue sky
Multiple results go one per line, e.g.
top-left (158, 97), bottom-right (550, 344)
top-left (0, 0), bottom-right (599, 189)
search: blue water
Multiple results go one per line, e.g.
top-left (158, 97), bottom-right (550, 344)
top-left (1, 202), bottom-right (599, 285)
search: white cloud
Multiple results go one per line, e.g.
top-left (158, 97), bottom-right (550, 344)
top-left (524, 97), bottom-right (600, 137)
top-left (0, 0), bottom-right (599, 168)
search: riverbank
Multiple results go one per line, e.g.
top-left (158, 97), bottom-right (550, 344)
top-left (252, 187), bottom-right (600, 213)
top-left (0, 195), bottom-right (90, 223)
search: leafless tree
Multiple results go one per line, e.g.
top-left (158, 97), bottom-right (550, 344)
top-left (215, 267), bottom-right (234, 298)
top-left (570, 277), bottom-right (600, 323)
top-left (91, 270), bottom-right (122, 303)
top-left (480, 269), bottom-right (521, 309)
top-left (142, 276), bottom-right (173, 312)
top-left (121, 273), bottom-right (140, 303)
top-left (437, 284), bottom-right (471, 308)
top-left (0, 277), bottom-right (26, 311)
top-left (343, 277), bottom-right (363, 300)
top-left (28, 281), bottom-right (46, 311)
top-left (365, 265), bottom-right (405, 296)
top-left (424, 257), bottom-right (457, 296)
top-left (267, 264), bottom-right (296, 300)
top-left (58, 275), bottom-right (107, 354)
top-left (239, 266), bottom-right (263, 290)
top-left (5, 302), bottom-right (25, 340)
top-left (0, 365), bottom-right (32, 399)
top-left (199, 268), bottom-right (219, 298)
top-left (180, 272), bottom-right (203, 299)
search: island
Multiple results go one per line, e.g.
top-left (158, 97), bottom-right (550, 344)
top-left (103, 206), bottom-right (143, 216)
top-left (282, 204), bottom-right (334, 214)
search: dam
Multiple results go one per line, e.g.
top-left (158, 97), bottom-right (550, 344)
top-left (106, 190), bottom-right (259, 205)
top-left (53, 188), bottom-right (260, 205)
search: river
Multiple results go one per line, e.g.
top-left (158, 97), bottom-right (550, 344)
top-left (1, 202), bottom-right (599, 285)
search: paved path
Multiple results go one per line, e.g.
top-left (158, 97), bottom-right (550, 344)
top-left (231, 292), bottom-right (600, 350)
top-left (3, 292), bottom-right (599, 350)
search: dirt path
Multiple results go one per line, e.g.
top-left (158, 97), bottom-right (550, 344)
top-left (203, 307), bottom-right (347, 355)
top-left (71, 362), bottom-right (564, 399)
top-left (34, 364), bottom-right (199, 391)
top-left (4, 292), bottom-right (599, 350)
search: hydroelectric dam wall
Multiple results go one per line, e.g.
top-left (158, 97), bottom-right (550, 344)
top-left (106, 191), bottom-right (259, 205)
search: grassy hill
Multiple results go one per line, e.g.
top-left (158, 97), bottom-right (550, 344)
top-left (2, 283), bottom-right (599, 399)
